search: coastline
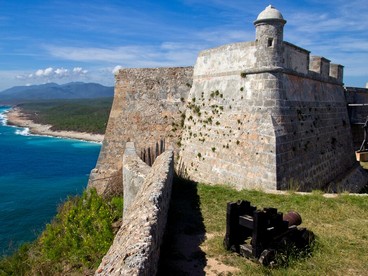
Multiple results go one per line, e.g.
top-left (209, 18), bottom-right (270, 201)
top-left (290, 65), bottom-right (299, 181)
top-left (5, 107), bottom-right (104, 143)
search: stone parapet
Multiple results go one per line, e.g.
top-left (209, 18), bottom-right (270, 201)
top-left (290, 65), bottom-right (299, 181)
top-left (95, 145), bottom-right (174, 275)
top-left (122, 142), bottom-right (151, 214)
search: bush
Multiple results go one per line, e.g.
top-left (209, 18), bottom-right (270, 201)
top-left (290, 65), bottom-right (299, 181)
top-left (0, 189), bottom-right (123, 275)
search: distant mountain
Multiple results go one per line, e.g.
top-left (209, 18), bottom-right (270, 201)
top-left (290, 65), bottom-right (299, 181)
top-left (0, 82), bottom-right (114, 104)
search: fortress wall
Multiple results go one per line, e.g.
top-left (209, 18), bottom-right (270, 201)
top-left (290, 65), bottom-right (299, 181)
top-left (179, 43), bottom-right (279, 190)
top-left (178, 38), bottom-right (366, 192)
top-left (194, 41), bottom-right (256, 74)
top-left (89, 6), bottom-right (367, 196)
top-left (310, 56), bottom-right (331, 79)
top-left (283, 42), bottom-right (309, 74)
top-left (88, 67), bottom-right (192, 196)
top-left (275, 74), bottom-right (362, 190)
top-left (96, 147), bottom-right (174, 275)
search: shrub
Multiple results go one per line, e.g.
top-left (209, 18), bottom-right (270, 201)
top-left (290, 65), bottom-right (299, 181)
top-left (0, 189), bottom-right (123, 275)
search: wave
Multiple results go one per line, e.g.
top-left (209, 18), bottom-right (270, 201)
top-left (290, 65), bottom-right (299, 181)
top-left (0, 112), bottom-right (8, 126)
top-left (15, 128), bottom-right (31, 136)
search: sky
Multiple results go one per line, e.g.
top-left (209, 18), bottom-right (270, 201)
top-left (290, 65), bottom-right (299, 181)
top-left (0, 0), bottom-right (367, 91)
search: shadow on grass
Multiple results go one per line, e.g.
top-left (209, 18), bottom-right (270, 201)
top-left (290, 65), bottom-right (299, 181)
top-left (158, 176), bottom-right (207, 275)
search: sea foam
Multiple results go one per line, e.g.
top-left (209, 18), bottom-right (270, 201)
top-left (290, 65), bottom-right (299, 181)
top-left (0, 113), bottom-right (8, 126)
top-left (15, 128), bottom-right (30, 136)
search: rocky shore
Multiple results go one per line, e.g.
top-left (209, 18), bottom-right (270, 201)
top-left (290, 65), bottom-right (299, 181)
top-left (5, 108), bottom-right (104, 143)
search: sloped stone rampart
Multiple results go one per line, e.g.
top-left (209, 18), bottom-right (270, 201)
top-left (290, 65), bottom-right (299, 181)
top-left (95, 147), bottom-right (174, 276)
top-left (88, 67), bottom-right (192, 196)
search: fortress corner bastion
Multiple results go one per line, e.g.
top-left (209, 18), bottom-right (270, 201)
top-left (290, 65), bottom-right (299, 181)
top-left (88, 67), bottom-right (193, 196)
top-left (88, 5), bottom-right (367, 197)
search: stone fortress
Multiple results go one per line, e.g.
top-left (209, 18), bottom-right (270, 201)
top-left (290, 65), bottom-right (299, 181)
top-left (90, 5), bottom-right (368, 275)
top-left (89, 5), bottom-right (368, 196)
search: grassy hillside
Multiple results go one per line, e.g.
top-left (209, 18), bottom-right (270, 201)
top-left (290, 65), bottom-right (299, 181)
top-left (0, 189), bottom-right (123, 275)
top-left (2, 179), bottom-right (368, 275)
top-left (18, 98), bottom-right (113, 134)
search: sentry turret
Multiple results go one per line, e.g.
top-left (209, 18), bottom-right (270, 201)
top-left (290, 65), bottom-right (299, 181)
top-left (254, 5), bottom-right (286, 68)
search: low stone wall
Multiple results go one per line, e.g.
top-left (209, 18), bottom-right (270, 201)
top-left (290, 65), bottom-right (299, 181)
top-left (95, 143), bottom-right (174, 275)
top-left (122, 142), bottom-right (151, 214)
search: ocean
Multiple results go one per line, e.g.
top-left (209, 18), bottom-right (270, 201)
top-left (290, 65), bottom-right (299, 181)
top-left (0, 106), bottom-right (101, 255)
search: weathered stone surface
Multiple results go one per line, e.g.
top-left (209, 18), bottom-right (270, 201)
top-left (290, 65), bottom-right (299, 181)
top-left (88, 67), bottom-right (193, 196)
top-left (178, 6), bottom-right (366, 191)
top-left (89, 5), bottom-right (367, 196)
top-left (123, 142), bottom-right (151, 214)
top-left (95, 148), bottom-right (174, 275)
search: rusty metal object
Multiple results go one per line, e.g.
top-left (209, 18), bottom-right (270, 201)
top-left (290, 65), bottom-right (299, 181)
top-left (283, 211), bottom-right (302, 227)
top-left (224, 200), bottom-right (314, 266)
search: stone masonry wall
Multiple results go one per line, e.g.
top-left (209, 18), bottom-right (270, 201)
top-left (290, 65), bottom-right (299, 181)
top-left (88, 67), bottom-right (192, 196)
top-left (178, 37), bottom-right (367, 191)
top-left (178, 42), bottom-right (280, 190)
top-left (95, 146), bottom-right (174, 275)
top-left (275, 74), bottom-right (363, 191)
top-left (89, 6), bottom-right (367, 196)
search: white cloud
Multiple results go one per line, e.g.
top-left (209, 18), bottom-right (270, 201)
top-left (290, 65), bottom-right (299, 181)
top-left (54, 68), bottom-right (68, 77)
top-left (44, 67), bottom-right (54, 76)
top-left (25, 67), bottom-right (88, 80)
top-left (35, 69), bottom-right (44, 77)
top-left (73, 67), bottom-right (88, 74)
top-left (10, 67), bottom-right (90, 88)
top-left (44, 43), bottom-right (201, 68)
top-left (15, 75), bottom-right (26, 80)
top-left (33, 67), bottom-right (54, 77)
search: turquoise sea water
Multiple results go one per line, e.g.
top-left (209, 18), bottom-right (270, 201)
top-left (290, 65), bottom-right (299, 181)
top-left (0, 106), bottom-right (101, 255)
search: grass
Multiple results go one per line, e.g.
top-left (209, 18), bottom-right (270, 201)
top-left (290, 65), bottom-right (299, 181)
top-left (17, 98), bottom-right (113, 134)
top-left (0, 189), bottom-right (123, 275)
top-left (3, 177), bottom-right (368, 275)
top-left (161, 178), bottom-right (368, 275)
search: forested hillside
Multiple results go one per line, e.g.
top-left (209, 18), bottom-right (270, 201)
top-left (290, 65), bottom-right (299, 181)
top-left (18, 98), bottom-right (113, 134)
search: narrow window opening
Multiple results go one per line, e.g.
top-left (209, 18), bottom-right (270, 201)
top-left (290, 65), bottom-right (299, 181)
top-left (267, 38), bottom-right (273, 47)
